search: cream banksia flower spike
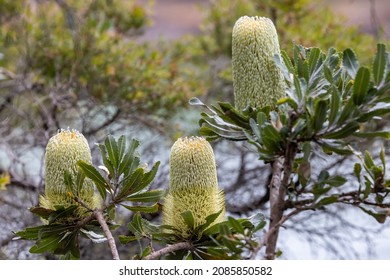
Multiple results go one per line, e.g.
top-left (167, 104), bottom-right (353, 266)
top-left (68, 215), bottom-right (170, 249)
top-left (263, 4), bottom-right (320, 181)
top-left (232, 16), bottom-right (285, 111)
top-left (163, 136), bottom-right (225, 238)
top-left (40, 128), bottom-right (99, 220)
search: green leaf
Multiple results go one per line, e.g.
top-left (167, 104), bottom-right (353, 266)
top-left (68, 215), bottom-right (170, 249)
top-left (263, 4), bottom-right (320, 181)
top-left (97, 144), bottom-right (115, 177)
top-left (105, 135), bottom-right (120, 168)
top-left (343, 48), bottom-right (359, 77)
top-left (354, 163), bottom-right (362, 178)
top-left (354, 131), bottom-right (390, 139)
top-left (359, 206), bottom-right (386, 224)
top-left (380, 146), bottom-right (386, 173)
top-left (313, 99), bottom-right (328, 131)
top-left (323, 176), bottom-right (347, 187)
top-left (352, 67), bottom-right (370, 105)
top-left (364, 151), bottom-right (375, 169)
top-left (253, 220), bottom-right (266, 233)
top-left (77, 160), bottom-right (109, 200)
top-left (29, 207), bottom-right (55, 219)
top-left (324, 121), bottom-right (360, 139)
top-left (48, 205), bottom-right (78, 224)
top-left (329, 86), bottom-right (341, 126)
top-left (75, 170), bottom-right (86, 196)
top-left (125, 189), bottom-right (165, 203)
top-left (118, 235), bottom-right (138, 244)
top-left (196, 210), bottom-right (224, 235)
top-left (308, 48), bottom-right (321, 74)
top-left (227, 216), bottom-right (244, 234)
top-left (117, 135), bottom-right (126, 162)
top-left (181, 211), bottom-right (195, 230)
top-left (118, 168), bottom-right (144, 199)
top-left (373, 44), bottom-right (386, 85)
top-left (316, 196), bottom-right (338, 206)
top-left (121, 203), bottom-right (160, 214)
top-left (118, 139), bottom-right (140, 176)
top-left (63, 171), bottom-right (73, 194)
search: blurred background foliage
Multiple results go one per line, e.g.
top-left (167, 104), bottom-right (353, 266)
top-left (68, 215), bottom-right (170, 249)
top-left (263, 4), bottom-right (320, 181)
top-left (0, 0), bottom-right (389, 259)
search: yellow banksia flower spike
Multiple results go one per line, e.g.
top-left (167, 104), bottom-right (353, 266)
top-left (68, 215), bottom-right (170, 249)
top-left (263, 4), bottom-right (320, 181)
top-left (40, 128), bottom-right (99, 220)
top-left (163, 136), bottom-right (225, 238)
top-left (232, 16), bottom-right (285, 111)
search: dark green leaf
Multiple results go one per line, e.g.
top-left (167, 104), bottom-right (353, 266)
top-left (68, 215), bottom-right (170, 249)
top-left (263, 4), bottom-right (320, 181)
top-left (105, 135), bottom-right (120, 168)
top-left (117, 135), bottom-right (126, 163)
top-left (77, 160), bottom-right (108, 200)
top-left (181, 211), bottom-right (195, 230)
top-left (358, 206), bottom-right (386, 223)
top-left (316, 196), bottom-right (338, 206)
top-left (373, 44), bottom-right (386, 85)
top-left (343, 48), bottom-right (359, 77)
top-left (323, 176), bottom-right (347, 187)
top-left (354, 131), bottom-right (390, 139)
top-left (354, 163), bottom-right (362, 178)
top-left (253, 220), bottom-right (266, 233)
top-left (29, 207), bottom-right (55, 219)
top-left (227, 216), bottom-right (244, 234)
top-left (64, 171), bottom-right (73, 193)
top-left (308, 48), bottom-right (321, 74)
top-left (48, 205), bottom-right (78, 224)
top-left (324, 122), bottom-right (360, 139)
top-left (313, 99), bottom-right (328, 131)
top-left (118, 235), bottom-right (138, 244)
top-left (118, 139), bottom-right (140, 177)
top-left (126, 190), bottom-right (165, 203)
top-left (352, 67), bottom-right (370, 105)
top-left (97, 144), bottom-right (115, 177)
top-left (118, 168), bottom-right (144, 199)
top-left (121, 203), bottom-right (160, 214)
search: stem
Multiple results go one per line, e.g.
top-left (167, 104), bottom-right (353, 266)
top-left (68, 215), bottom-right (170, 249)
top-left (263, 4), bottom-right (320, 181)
top-left (265, 140), bottom-right (297, 260)
top-left (265, 157), bottom-right (284, 259)
top-left (94, 209), bottom-right (120, 260)
top-left (144, 242), bottom-right (193, 260)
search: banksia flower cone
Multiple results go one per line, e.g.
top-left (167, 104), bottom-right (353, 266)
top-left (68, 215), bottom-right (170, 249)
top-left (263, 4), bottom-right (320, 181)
top-left (40, 129), bottom-right (98, 220)
top-left (163, 137), bottom-right (225, 238)
top-left (232, 16), bottom-right (285, 111)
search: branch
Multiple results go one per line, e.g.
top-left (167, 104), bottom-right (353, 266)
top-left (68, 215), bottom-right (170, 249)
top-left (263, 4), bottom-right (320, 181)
top-left (94, 209), bottom-right (120, 260)
top-left (144, 242), bottom-right (193, 260)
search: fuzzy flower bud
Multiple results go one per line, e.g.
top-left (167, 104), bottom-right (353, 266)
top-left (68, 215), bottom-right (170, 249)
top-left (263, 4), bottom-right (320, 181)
top-left (40, 129), bottom-right (98, 220)
top-left (232, 16), bottom-right (285, 111)
top-left (163, 136), bottom-right (225, 238)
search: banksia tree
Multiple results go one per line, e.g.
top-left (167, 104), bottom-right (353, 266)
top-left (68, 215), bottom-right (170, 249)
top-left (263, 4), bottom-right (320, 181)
top-left (232, 16), bottom-right (285, 110)
top-left (40, 128), bottom-right (98, 220)
top-left (163, 136), bottom-right (225, 238)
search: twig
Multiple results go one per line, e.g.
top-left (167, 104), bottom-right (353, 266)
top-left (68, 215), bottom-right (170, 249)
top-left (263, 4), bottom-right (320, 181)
top-left (144, 242), bottom-right (193, 260)
top-left (94, 209), bottom-right (120, 260)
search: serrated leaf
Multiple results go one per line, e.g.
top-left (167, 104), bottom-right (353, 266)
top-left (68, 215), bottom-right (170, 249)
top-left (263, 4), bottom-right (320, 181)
top-left (125, 190), bottom-right (165, 203)
top-left (373, 44), bottom-right (386, 85)
top-left (343, 48), bottom-right (359, 77)
top-left (352, 67), bottom-right (370, 105)
top-left (78, 160), bottom-right (109, 200)
top-left (117, 135), bottom-right (126, 163)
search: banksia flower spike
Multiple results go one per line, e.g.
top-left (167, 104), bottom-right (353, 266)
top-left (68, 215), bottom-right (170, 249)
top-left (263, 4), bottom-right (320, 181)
top-left (232, 16), bottom-right (285, 111)
top-left (163, 136), bottom-right (225, 238)
top-left (40, 128), bottom-right (98, 220)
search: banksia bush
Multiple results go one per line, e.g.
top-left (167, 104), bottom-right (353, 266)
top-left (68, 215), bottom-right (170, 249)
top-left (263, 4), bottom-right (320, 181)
top-left (40, 129), bottom-right (98, 220)
top-left (232, 16), bottom-right (285, 111)
top-left (163, 136), bottom-right (225, 238)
